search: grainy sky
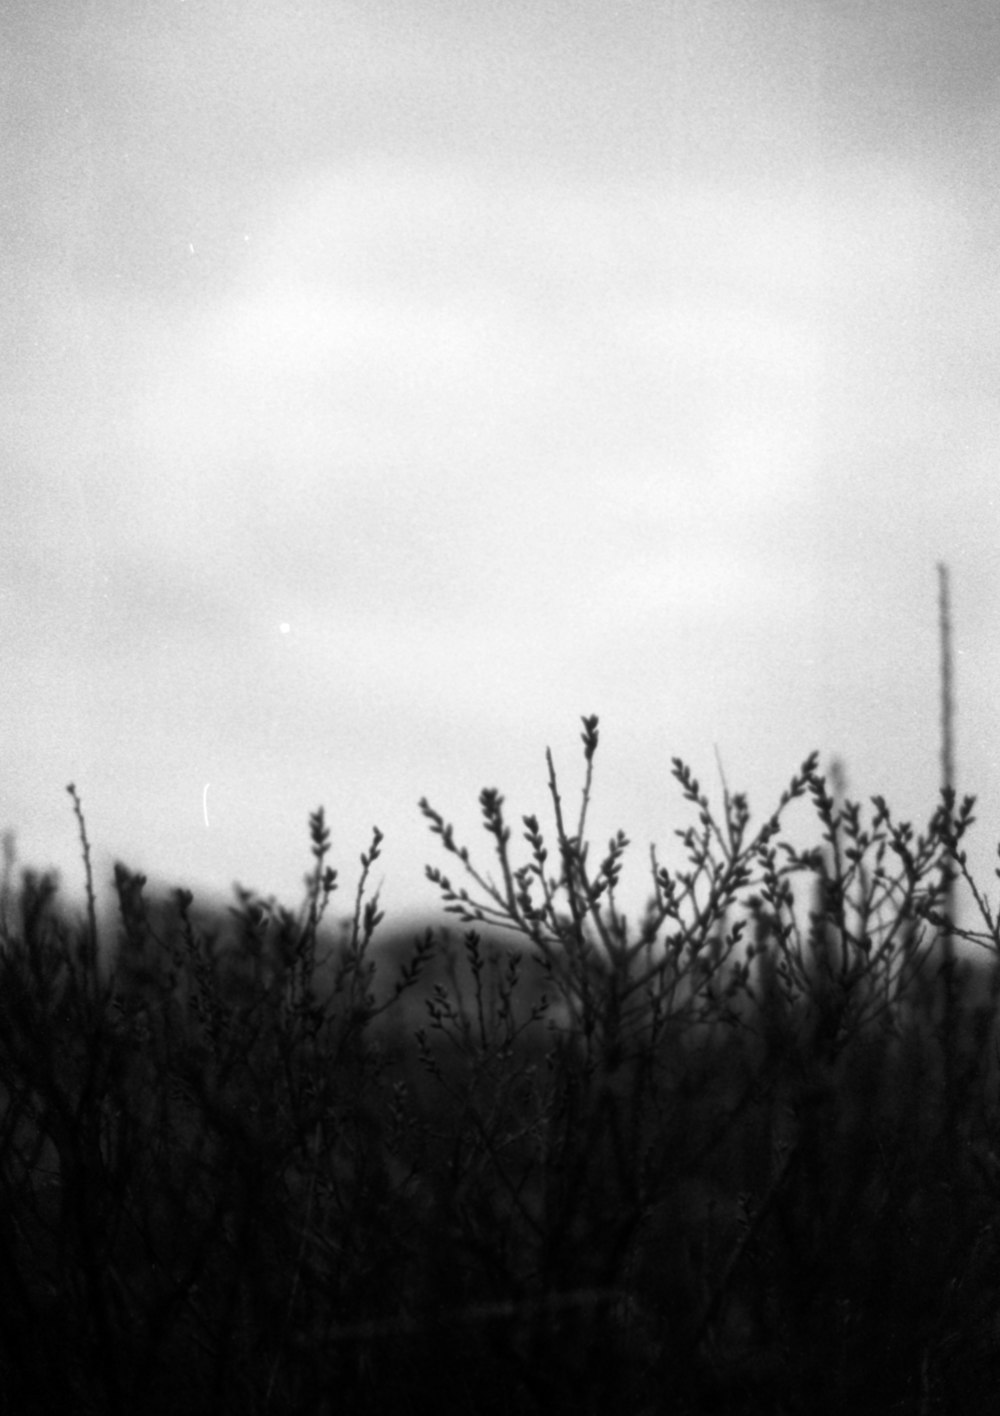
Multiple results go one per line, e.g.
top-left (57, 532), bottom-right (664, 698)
top-left (3, 0), bottom-right (999, 933)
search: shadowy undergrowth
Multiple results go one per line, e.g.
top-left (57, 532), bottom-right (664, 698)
top-left (0, 716), bottom-right (999, 1414)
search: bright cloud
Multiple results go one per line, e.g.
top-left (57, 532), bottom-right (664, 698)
top-left (3, 2), bottom-right (999, 930)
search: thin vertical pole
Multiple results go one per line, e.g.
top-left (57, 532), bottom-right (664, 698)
top-left (936, 564), bottom-right (957, 1064)
top-left (937, 562), bottom-right (955, 809)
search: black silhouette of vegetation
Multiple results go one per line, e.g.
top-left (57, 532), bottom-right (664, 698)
top-left (1, 710), bottom-right (999, 1414)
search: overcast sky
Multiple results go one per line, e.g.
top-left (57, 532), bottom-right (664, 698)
top-left (3, 0), bottom-right (999, 935)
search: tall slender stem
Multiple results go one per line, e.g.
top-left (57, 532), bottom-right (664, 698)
top-left (936, 562), bottom-right (956, 983)
top-left (937, 562), bottom-right (955, 807)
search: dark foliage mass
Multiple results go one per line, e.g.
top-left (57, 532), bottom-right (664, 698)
top-left (1, 718), bottom-right (999, 1414)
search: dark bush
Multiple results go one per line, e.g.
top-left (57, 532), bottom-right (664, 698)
top-left (0, 722), bottom-right (997, 1413)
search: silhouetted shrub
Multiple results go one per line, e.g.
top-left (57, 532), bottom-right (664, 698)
top-left (0, 720), bottom-right (998, 1413)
